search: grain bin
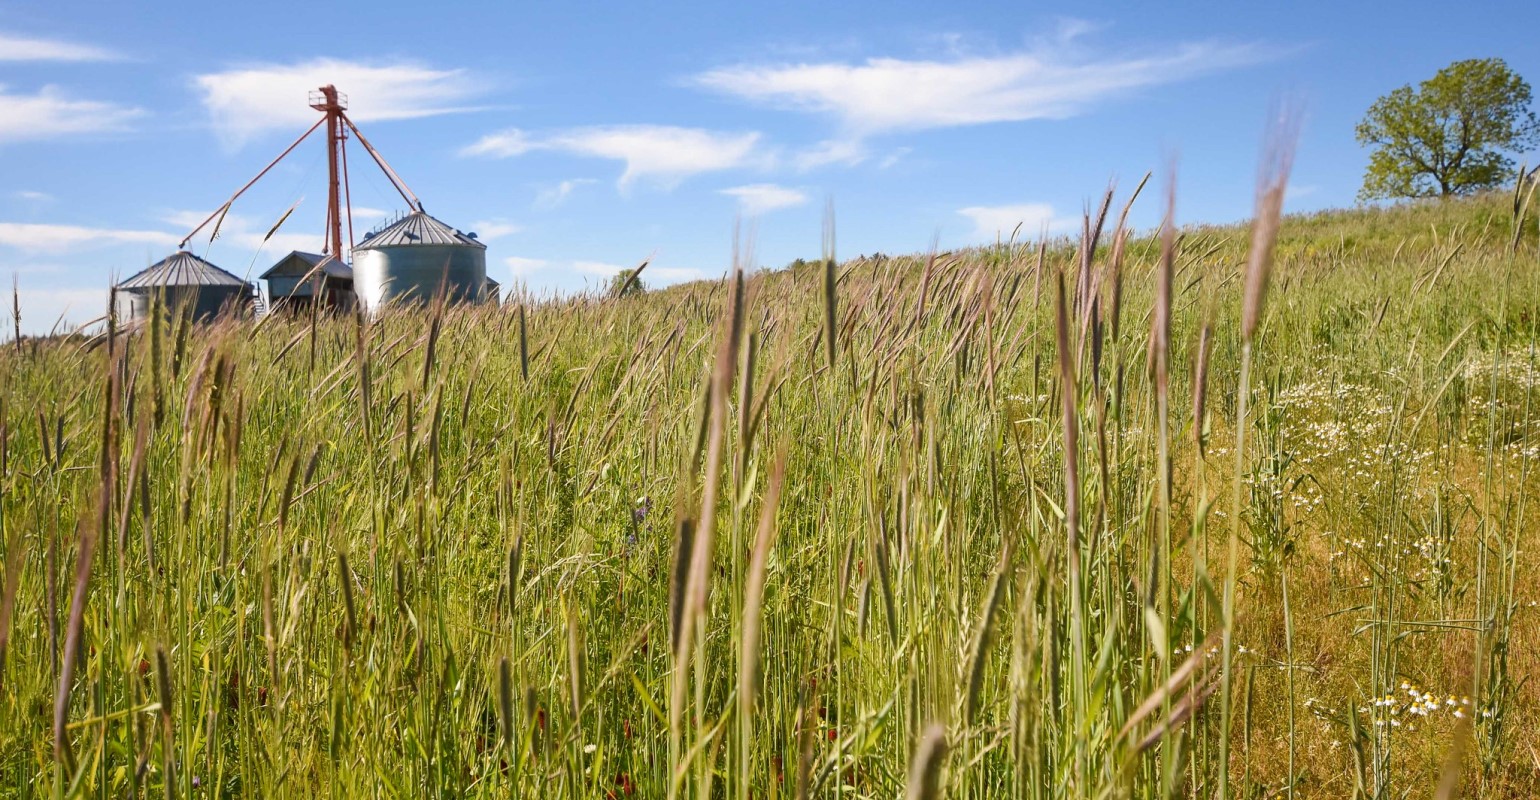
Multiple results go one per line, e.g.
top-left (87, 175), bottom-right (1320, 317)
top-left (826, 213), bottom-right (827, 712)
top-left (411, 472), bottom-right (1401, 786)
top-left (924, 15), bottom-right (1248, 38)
top-left (115, 250), bottom-right (255, 323)
top-left (350, 211), bottom-right (488, 312)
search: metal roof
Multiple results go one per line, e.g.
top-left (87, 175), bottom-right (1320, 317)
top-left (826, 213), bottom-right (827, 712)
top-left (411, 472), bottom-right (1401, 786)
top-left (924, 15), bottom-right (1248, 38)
top-left (117, 251), bottom-right (248, 290)
top-left (260, 251), bottom-right (353, 280)
top-left (318, 256), bottom-right (353, 279)
top-left (259, 251), bottom-right (324, 279)
top-left (352, 211), bottom-right (486, 251)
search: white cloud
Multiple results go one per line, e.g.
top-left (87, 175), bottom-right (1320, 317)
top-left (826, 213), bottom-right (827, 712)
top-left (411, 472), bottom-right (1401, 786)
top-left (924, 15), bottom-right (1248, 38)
top-left (13, 190), bottom-right (54, 202)
top-left (0, 84), bottom-right (144, 144)
top-left (650, 267), bottom-right (709, 283)
top-left (6, 286), bottom-right (109, 337)
top-left (158, 209), bottom-right (213, 230)
top-left (719, 183), bottom-right (808, 215)
top-left (194, 59), bottom-right (483, 147)
top-left (500, 257), bottom-right (707, 289)
top-left (957, 203), bottom-right (1069, 240)
top-left (259, 232), bottom-right (326, 258)
top-left (1285, 184), bottom-right (1318, 205)
top-left (505, 257), bottom-right (548, 277)
top-left (793, 138), bottom-right (867, 171)
top-left (350, 206), bottom-right (390, 219)
top-left (163, 208), bottom-right (327, 261)
top-left (694, 39), bottom-right (1273, 136)
top-left (535, 178), bottom-right (597, 208)
top-left (466, 129), bottom-right (535, 158)
top-left (0, 32), bottom-right (117, 62)
top-left (877, 148), bottom-right (911, 169)
top-left (0, 261), bottom-right (64, 276)
top-left (573, 261), bottom-right (706, 284)
top-left (0, 222), bottom-right (178, 252)
top-left (469, 220), bottom-right (521, 240)
top-left (465, 125), bottom-right (765, 189)
top-left (574, 260), bottom-right (625, 277)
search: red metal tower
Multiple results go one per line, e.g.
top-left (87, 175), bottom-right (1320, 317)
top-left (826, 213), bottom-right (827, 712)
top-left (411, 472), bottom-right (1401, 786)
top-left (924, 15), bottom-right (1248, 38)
top-left (178, 85), bottom-right (423, 257)
top-left (310, 85), bottom-right (347, 259)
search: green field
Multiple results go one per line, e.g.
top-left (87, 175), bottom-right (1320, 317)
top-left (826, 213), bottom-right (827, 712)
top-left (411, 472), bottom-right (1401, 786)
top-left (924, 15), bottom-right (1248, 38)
top-left (1, 184), bottom-right (1538, 797)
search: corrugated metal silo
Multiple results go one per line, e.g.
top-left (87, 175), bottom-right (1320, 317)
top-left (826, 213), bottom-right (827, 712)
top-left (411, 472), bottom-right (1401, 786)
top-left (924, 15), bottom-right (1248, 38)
top-left (350, 211), bottom-right (488, 312)
top-left (115, 250), bottom-right (254, 323)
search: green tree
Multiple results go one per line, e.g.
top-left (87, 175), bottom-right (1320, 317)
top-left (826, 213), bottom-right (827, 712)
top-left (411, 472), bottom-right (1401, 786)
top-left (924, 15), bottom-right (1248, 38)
top-left (1356, 58), bottom-right (1539, 200)
top-left (608, 268), bottom-right (645, 298)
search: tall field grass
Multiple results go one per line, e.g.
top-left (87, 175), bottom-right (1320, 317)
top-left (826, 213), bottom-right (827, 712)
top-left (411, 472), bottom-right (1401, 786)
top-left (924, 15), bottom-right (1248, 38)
top-left (1, 171), bottom-right (1539, 797)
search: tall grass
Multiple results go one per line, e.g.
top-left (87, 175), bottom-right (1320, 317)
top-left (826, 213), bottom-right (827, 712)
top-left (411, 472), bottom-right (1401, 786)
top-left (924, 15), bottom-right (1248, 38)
top-left (1, 168), bottom-right (1538, 797)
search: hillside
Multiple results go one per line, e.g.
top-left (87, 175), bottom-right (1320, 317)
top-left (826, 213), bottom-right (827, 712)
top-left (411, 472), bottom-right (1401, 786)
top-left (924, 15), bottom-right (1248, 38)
top-left (1, 189), bottom-right (1538, 797)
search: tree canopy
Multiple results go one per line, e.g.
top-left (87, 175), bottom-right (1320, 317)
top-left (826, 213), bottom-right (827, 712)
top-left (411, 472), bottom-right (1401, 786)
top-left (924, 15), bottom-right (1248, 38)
top-left (608, 268), bottom-right (645, 298)
top-left (1356, 58), bottom-right (1539, 200)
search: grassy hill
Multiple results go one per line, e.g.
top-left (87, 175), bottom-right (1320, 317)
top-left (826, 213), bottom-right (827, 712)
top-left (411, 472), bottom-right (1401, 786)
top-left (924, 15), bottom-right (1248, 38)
top-left (1, 188), bottom-right (1538, 797)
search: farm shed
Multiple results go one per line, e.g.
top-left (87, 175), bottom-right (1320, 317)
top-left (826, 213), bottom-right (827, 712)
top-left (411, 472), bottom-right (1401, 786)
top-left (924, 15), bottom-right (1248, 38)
top-left (260, 251), bottom-right (356, 312)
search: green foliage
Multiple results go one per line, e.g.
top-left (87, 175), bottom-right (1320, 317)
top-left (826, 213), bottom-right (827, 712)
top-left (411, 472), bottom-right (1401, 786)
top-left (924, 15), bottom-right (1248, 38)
top-left (1356, 58), bottom-right (1540, 200)
top-left (1, 193), bottom-right (1538, 796)
top-left (608, 268), bottom-right (645, 298)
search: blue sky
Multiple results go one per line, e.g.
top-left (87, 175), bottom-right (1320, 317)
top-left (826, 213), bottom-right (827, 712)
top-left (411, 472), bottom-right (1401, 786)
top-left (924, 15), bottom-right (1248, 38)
top-left (2, 0), bottom-right (1537, 333)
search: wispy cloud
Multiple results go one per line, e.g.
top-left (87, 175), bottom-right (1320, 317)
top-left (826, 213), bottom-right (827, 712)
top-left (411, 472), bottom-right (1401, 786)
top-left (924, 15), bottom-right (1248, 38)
top-left (0, 32), bottom-right (118, 62)
top-left (535, 178), bottom-right (598, 208)
top-left (469, 220), bottom-right (521, 240)
top-left (2, 261), bottom-right (67, 277)
top-left (7, 286), bottom-right (110, 336)
top-left (956, 203), bottom-right (1070, 241)
top-left (719, 183), bottom-right (808, 215)
top-left (650, 266), bottom-right (710, 282)
top-left (0, 221), bottom-right (178, 252)
top-left (694, 36), bottom-right (1276, 137)
top-left (504, 256), bottom-right (548, 277)
top-left (505, 257), bottom-right (705, 286)
top-left (1285, 183), bottom-right (1318, 205)
top-left (793, 139), bottom-right (868, 170)
top-left (12, 190), bottom-right (55, 203)
top-left (464, 125), bottom-right (766, 189)
top-left (194, 59), bottom-right (483, 147)
top-left (876, 147), bottom-right (911, 169)
top-left (0, 85), bottom-right (144, 144)
top-left (161, 209), bottom-right (326, 260)
top-left (573, 261), bottom-right (707, 284)
top-left (573, 260), bottom-right (627, 277)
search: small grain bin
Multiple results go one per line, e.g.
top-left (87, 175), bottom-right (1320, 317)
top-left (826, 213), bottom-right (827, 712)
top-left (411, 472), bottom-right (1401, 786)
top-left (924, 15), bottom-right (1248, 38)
top-left (115, 250), bottom-right (254, 323)
top-left (350, 211), bottom-right (487, 312)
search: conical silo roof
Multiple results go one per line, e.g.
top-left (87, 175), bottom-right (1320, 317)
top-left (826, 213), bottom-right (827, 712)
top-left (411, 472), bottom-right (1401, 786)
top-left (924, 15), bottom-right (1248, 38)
top-left (353, 211), bottom-right (486, 250)
top-left (118, 251), bottom-right (248, 290)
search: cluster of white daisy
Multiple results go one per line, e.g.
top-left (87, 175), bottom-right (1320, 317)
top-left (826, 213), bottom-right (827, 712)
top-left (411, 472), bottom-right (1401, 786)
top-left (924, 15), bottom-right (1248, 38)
top-left (1462, 353), bottom-right (1540, 458)
top-left (1463, 352), bottom-right (1540, 392)
top-left (1328, 522), bottom-right (1459, 587)
top-left (1274, 378), bottom-right (1439, 510)
top-left (1357, 683), bottom-right (1482, 731)
top-left (1403, 684), bottom-right (1461, 715)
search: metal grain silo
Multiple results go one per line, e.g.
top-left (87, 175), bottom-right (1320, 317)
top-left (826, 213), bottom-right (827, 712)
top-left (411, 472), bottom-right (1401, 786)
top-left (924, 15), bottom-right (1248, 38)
top-left (115, 250), bottom-right (255, 323)
top-left (350, 211), bottom-right (488, 312)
